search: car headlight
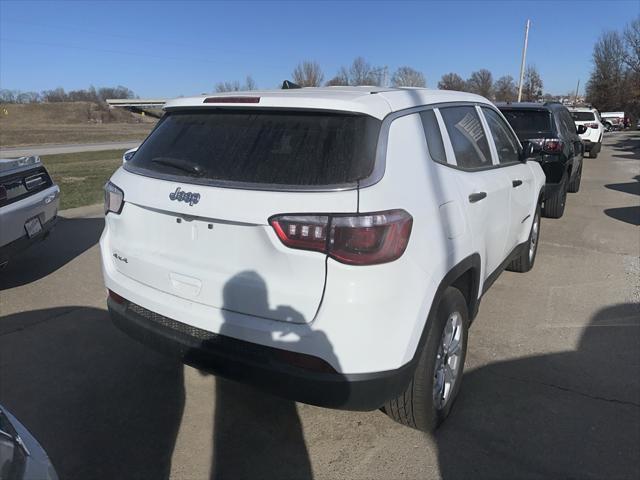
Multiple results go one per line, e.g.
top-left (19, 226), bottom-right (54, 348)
top-left (104, 182), bottom-right (124, 215)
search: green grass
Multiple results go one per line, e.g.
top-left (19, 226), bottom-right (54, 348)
top-left (42, 149), bottom-right (123, 210)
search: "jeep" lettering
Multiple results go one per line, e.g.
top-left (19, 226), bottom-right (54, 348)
top-left (169, 187), bottom-right (201, 206)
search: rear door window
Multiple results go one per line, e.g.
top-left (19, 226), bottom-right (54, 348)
top-left (440, 106), bottom-right (492, 169)
top-left (482, 108), bottom-right (520, 165)
top-left (127, 110), bottom-right (381, 188)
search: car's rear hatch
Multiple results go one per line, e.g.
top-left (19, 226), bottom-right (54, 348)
top-left (106, 108), bottom-right (381, 324)
top-left (499, 108), bottom-right (555, 141)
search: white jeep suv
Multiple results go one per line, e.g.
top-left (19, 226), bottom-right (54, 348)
top-left (100, 87), bottom-right (545, 431)
top-left (569, 107), bottom-right (604, 158)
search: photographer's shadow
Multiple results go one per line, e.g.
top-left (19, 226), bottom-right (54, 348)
top-left (435, 303), bottom-right (640, 479)
top-left (204, 271), bottom-right (346, 480)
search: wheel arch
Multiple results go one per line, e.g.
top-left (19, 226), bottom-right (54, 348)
top-left (408, 254), bottom-right (482, 367)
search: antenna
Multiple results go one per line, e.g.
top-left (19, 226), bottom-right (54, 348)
top-left (282, 80), bottom-right (302, 89)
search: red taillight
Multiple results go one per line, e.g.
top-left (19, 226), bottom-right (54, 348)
top-left (269, 210), bottom-right (413, 266)
top-left (108, 289), bottom-right (126, 305)
top-left (587, 123), bottom-right (599, 129)
top-left (544, 139), bottom-right (563, 153)
top-left (203, 96), bottom-right (260, 104)
top-left (529, 138), bottom-right (564, 154)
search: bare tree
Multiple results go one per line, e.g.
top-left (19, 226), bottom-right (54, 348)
top-left (292, 61), bottom-right (324, 87)
top-left (215, 81), bottom-right (241, 92)
top-left (437, 73), bottom-right (466, 91)
top-left (97, 86), bottom-right (134, 101)
top-left (215, 76), bottom-right (257, 92)
top-left (623, 17), bottom-right (640, 74)
top-left (586, 32), bottom-right (626, 110)
top-left (244, 75), bottom-right (257, 90)
top-left (466, 69), bottom-right (494, 98)
top-left (325, 58), bottom-right (384, 86)
top-left (493, 75), bottom-right (517, 102)
top-left (16, 92), bottom-right (41, 104)
top-left (41, 87), bottom-right (68, 102)
top-left (346, 57), bottom-right (384, 86)
top-left (391, 66), bottom-right (426, 87)
top-left (0, 89), bottom-right (17, 103)
top-left (522, 65), bottom-right (544, 102)
top-left (325, 67), bottom-right (349, 86)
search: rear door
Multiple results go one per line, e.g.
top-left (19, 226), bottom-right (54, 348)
top-left (481, 107), bottom-right (534, 251)
top-left (437, 105), bottom-right (511, 278)
top-left (106, 109), bottom-right (381, 324)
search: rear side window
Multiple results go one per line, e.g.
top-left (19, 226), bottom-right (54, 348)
top-left (571, 111), bottom-right (595, 121)
top-left (419, 110), bottom-right (446, 164)
top-left (482, 108), bottom-right (520, 164)
top-left (127, 110), bottom-right (381, 187)
top-left (440, 106), bottom-right (492, 169)
top-left (500, 109), bottom-right (553, 136)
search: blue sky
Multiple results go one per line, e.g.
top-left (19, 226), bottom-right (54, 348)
top-left (1, 0), bottom-right (637, 98)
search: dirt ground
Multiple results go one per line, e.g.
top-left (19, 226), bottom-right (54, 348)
top-left (0, 102), bottom-right (155, 146)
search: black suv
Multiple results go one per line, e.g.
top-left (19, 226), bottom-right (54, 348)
top-left (497, 102), bottom-right (586, 218)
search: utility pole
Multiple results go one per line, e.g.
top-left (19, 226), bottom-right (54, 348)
top-left (574, 79), bottom-right (580, 106)
top-left (517, 19), bottom-right (531, 103)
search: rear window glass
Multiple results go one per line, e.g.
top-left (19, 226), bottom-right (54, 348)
top-left (570, 111), bottom-right (595, 121)
top-left (127, 110), bottom-right (381, 187)
top-left (499, 109), bottom-right (552, 135)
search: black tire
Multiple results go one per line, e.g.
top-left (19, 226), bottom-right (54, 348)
top-left (383, 287), bottom-right (469, 432)
top-left (543, 181), bottom-right (567, 218)
top-left (507, 203), bottom-right (541, 273)
top-left (568, 164), bottom-right (582, 193)
top-left (590, 149), bottom-right (598, 159)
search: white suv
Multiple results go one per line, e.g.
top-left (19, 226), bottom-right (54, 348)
top-left (100, 87), bottom-right (545, 431)
top-left (569, 107), bottom-right (604, 158)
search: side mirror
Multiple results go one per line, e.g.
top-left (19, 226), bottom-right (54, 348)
top-left (576, 125), bottom-right (588, 134)
top-left (122, 147), bottom-right (138, 164)
top-left (520, 141), bottom-right (540, 161)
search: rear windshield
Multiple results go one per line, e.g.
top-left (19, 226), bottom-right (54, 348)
top-left (570, 111), bottom-right (595, 121)
top-left (499, 109), bottom-right (553, 135)
top-left (126, 110), bottom-right (381, 188)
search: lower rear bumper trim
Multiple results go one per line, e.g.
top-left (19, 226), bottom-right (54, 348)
top-left (107, 298), bottom-right (415, 411)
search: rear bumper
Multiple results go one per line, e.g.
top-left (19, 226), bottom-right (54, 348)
top-left (583, 140), bottom-right (602, 153)
top-left (0, 215), bottom-right (58, 264)
top-left (0, 184), bottom-right (60, 247)
top-left (107, 297), bottom-right (415, 411)
top-left (538, 157), bottom-right (567, 198)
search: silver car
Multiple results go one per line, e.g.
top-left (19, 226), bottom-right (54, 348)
top-left (0, 156), bottom-right (59, 267)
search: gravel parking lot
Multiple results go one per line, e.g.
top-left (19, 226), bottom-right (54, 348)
top-left (1, 132), bottom-right (638, 480)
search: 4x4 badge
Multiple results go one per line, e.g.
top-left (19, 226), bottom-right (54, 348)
top-left (169, 187), bottom-right (201, 206)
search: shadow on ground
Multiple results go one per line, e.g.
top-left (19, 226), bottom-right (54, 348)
top-left (604, 175), bottom-right (640, 226)
top-left (606, 133), bottom-right (640, 160)
top-left (435, 303), bottom-right (640, 479)
top-left (604, 206), bottom-right (640, 226)
top-left (0, 216), bottom-right (103, 290)
top-left (0, 307), bottom-right (185, 480)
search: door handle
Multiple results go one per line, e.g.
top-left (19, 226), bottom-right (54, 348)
top-left (512, 179), bottom-right (523, 187)
top-left (468, 192), bottom-right (487, 203)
